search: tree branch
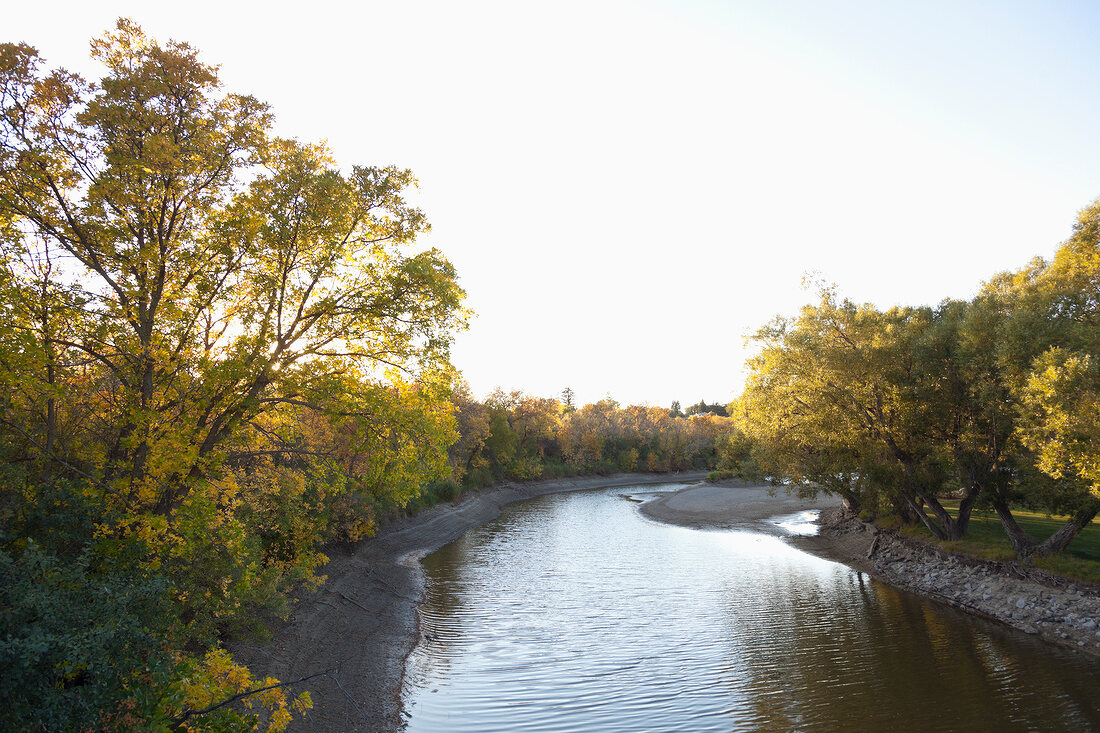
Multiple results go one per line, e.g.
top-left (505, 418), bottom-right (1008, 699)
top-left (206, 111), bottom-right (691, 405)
top-left (0, 417), bottom-right (106, 488)
top-left (169, 665), bottom-right (336, 726)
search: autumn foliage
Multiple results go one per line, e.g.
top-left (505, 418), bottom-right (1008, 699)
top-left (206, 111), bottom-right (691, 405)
top-left (728, 201), bottom-right (1100, 558)
top-left (0, 20), bottom-right (463, 730)
top-left (0, 20), bottom-right (738, 730)
top-left (443, 387), bottom-right (732, 496)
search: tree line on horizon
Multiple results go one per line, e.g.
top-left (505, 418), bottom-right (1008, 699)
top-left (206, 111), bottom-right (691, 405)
top-left (439, 386), bottom-right (732, 497)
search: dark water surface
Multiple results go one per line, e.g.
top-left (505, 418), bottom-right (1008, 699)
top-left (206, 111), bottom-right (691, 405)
top-left (401, 485), bottom-right (1100, 732)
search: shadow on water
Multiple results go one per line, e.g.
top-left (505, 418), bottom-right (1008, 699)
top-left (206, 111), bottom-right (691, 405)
top-left (402, 486), bottom-right (1100, 732)
top-left (722, 558), bottom-right (1100, 731)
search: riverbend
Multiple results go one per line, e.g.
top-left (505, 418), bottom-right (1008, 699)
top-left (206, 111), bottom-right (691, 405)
top-left (401, 485), bottom-right (1100, 731)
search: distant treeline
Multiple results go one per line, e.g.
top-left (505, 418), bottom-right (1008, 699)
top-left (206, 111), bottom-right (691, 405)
top-left (428, 387), bottom-right (733, 506)
top-left (722, 199), bottom-right (1100, 560)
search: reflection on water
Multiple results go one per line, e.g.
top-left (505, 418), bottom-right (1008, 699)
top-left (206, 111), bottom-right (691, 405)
top-left (768, 509), bottom-right (822, 536)
top-left (401, 486), bottom-right (1100, 732)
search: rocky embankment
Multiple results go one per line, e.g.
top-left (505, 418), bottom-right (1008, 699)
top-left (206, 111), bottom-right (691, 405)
top-left (811, 509), bottom-right (1100, 657)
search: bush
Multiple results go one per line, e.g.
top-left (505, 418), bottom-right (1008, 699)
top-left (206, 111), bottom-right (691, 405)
top-left (504, 457), bottom-right (543, 481)
top-left (538, 461), bottom-right (576, 479)
top-left (0, 542), bottom-right (175, 731)
top-left (592, 460), bottom-right (618, 476)
top-left (3, 476), bottom-right (102, 557)
top-left (462, 468), bottom-right (495, 490)
top-left (426, 479), bottom-right (462, 503)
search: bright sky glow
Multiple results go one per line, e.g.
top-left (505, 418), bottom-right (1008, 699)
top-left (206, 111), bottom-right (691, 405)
top-left (8, 1), bottom-right (1100, 407)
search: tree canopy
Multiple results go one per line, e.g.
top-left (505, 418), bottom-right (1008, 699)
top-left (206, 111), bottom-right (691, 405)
top-left (0, 20), bottom-right (466, 730)
top-left (729, 200), bottom-right (1100, 556)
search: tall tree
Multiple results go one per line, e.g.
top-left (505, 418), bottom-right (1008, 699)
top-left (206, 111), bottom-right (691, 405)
top-left (561, 386), bottom-right (575, 412)
top-left (740, 288), bottom-right (975, 539)
top-left (0, 21), bottom-right (467, 523)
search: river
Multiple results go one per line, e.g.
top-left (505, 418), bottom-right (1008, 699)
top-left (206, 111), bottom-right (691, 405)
top-left (400, 484), bottom-right (1100, 731)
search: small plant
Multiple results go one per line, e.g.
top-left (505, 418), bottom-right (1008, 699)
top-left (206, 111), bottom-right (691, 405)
top-left (426, 479), bottom-right (462, 503)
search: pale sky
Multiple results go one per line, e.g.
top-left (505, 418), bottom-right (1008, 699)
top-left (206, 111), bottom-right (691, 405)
top-left (7, 1), bottom-right (1100, 408)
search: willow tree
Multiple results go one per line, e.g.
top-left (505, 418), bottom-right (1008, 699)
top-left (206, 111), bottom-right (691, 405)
top-left (739, 288), bottom-right (982, 540)
top-left (1001, 200), bottom-right (1100, 555)
top-left (734, 305), bottom-right (875, 513)
top-left (0, 21), bottom-right (466, 527)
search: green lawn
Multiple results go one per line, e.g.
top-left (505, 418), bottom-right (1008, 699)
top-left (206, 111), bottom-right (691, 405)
top-left (899, 503), bottom-right (1100, 584)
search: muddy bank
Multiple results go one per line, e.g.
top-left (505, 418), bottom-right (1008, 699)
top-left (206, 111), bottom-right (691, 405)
top-left (230, 472), bottom-right (707, 732)
top-left (793, 507), bottom-right (1100, 659)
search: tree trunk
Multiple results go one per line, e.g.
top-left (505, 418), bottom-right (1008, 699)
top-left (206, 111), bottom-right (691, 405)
top-left (1033, 502), bottom-right (1100, 556)
top-left (949, 486), bottom-right (981, 541)
top-left (991, 498), bottom-right (1036, 556)
top-left (893, 495), bottom-right (918, 525)
top-left (906, 493), bottom-right (947, 540)
top-left (914, 488), bottom-right (974, 541)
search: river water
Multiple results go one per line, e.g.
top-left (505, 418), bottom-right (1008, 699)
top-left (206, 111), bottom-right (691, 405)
top-left (401, 484), bottom-right (1100, 731)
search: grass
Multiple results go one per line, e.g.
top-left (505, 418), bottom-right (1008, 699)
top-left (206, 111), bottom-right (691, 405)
top-left (897, 502), bottom-right (1100, 584)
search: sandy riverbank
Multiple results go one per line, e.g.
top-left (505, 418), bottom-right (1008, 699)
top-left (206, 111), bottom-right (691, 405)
top-left (230, 472), bottom-right (708, 732)
top-left (638, 479), bottom-right (842, 529)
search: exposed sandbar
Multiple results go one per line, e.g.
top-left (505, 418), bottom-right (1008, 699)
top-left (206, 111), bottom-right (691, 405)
top-left (638, 479), bottom-right (842, 529)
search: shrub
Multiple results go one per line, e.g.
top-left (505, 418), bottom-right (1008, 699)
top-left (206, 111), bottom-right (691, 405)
top-left (0, 542), bottom-right (174, 731)
top-left (462, 468), bottom-right (495, 490)
top-left (426, 479), bottom-right (462, 503)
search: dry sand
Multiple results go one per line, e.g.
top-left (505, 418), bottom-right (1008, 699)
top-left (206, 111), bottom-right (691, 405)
top-left (638, 480), bottom-right (843, 530)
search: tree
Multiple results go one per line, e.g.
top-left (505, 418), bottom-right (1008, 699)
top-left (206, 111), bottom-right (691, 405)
top-left (561, 386), bottom-right (575, 412)
top-left (736, 301), bottom-right (878, 513)
top-left (738, 202), bottom-right (1100, 557)
top-left (0, 23), bottom-right (467, 724)
top-left (448, 381), bottom-right (492, 486)
top-left (510, 392), bottom-right (561, 461)
top-left (684, 400), bottom-right (728, 417)
top-left (739, 288), bottom-right (976, 539)
top-left (1000, 200), bottom-right (1100, 555)
top-left (0, 21), bottom-right (467, 523)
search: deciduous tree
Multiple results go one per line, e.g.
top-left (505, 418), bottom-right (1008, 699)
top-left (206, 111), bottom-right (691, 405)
top-left (0, 21), bottom-right (466, 523)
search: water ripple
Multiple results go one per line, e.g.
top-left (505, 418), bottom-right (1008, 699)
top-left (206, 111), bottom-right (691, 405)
top-left (402, 487), bottom-right (1100, 732)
